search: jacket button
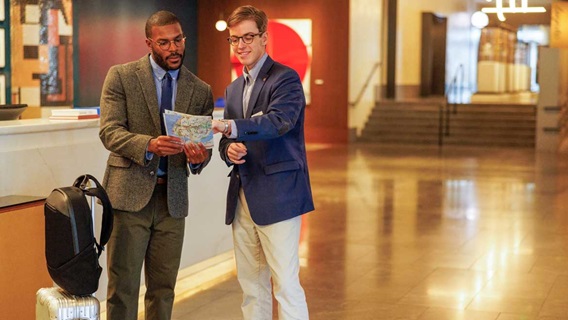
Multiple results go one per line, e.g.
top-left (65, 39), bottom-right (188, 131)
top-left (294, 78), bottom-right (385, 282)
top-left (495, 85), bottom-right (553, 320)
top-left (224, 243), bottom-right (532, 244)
top-left (150, 171), bottom-right (155, 176)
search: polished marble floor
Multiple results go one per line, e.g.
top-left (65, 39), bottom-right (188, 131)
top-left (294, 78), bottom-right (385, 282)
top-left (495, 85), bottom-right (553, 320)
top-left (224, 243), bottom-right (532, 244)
top-left (169, 143), bottom-right (568, 320)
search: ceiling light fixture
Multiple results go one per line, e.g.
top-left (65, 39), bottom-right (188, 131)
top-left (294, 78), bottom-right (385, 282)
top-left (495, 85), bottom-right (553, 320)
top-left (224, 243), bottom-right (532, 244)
top-left (471, 11), bottom-right (490, 29)
top-left (481, 0), bottom-right (546, 21)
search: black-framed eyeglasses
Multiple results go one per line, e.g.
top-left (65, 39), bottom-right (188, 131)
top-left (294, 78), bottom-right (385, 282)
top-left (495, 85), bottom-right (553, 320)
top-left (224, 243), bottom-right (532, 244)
top-left (148, 36), bottom-right (186, 51)
top-left (227, 32), bottom-right (263, 46)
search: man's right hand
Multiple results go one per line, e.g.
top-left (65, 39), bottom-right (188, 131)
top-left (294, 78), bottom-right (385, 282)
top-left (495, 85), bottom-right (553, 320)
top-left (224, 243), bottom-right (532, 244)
top-left (212, 119), bottom-right (226, 134)
top-left (148, 135), bottom-right (184, 157)
top-left (212, 119), bottom-right (232, 136)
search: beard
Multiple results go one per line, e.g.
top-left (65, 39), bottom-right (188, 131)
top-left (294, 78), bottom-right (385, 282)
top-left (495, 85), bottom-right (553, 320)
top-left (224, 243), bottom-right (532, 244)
top-left (152, 49), bottom-right (185, 71)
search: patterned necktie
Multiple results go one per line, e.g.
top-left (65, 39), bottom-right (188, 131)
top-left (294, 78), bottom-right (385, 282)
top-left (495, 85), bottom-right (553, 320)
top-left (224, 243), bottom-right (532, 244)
top-left (242, 74), bottom-right (252, 117)
top-left (159, 72), bottom-right (172, 175)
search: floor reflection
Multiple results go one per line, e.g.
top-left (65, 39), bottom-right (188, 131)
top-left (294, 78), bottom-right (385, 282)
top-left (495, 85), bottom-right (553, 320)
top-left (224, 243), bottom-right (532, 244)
top-left (170, 143), bottom-right (568, 320)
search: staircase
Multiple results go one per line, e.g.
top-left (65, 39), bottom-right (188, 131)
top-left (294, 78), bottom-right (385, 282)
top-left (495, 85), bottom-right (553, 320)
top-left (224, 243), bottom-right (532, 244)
top-left (442, 103), bottom-right (535, 147)
top-left (359, 99), bottom-right (442, 145)
top-left (358, 100), bottom-right (536, 148)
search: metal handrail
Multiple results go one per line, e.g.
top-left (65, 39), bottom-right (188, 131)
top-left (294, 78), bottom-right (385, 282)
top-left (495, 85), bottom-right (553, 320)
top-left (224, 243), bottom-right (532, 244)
top-left (438, 64), bottom-right (464, 146)
top-left (349, 61), bottom-right (381, 107)
top-left (448, 63), bottom-right (465, 107)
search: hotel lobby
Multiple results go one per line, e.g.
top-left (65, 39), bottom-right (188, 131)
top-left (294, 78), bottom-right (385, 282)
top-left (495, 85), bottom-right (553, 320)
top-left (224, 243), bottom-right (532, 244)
top-left (2, 0), bottom-right (568, 319)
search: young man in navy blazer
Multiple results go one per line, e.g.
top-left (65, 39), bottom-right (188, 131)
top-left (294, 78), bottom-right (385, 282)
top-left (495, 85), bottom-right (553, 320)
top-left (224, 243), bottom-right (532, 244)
top-left (212, 5), bottom-right (314, 320)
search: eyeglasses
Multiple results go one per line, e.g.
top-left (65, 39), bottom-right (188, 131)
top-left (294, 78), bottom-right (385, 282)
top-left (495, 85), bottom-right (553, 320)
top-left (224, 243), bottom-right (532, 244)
top-left (227, 33), bottom-right (263, 46)
top-left (148, 36), bottom-right (186, 51)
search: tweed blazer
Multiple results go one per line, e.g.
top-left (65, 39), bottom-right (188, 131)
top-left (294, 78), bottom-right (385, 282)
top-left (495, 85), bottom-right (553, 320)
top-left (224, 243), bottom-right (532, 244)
top-left (99, 55), bottom-right (214, 218)
top-left (219, 56), bottom-right (314, 225)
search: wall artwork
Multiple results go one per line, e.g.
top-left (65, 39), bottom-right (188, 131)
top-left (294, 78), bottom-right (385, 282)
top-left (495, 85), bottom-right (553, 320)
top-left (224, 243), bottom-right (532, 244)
top-left (0, 28), bottom-right (5, 68)
top-left (0, 74), bottom-right (5, 104)
top-left (230, 19), bottom-right (312, 104)
top-left (12, 0), bottom-right (73, 107)
top-left (0, 0), bottom-right (4, 104)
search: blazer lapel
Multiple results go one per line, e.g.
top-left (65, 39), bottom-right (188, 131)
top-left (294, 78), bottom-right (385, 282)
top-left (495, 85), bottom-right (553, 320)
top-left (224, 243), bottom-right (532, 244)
top-left (245, 57), bottom-right (273, 118)
top-left (233, 77), bottom-right (246, 119)
top-left (175, 67), bottom-right (195, 114)
top-left (136, 56), bottom-right (161, 132)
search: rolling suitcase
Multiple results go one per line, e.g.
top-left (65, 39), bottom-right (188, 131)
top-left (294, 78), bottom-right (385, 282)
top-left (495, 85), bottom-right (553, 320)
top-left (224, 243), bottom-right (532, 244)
top-left (36, 287), bottom-right (100, 320)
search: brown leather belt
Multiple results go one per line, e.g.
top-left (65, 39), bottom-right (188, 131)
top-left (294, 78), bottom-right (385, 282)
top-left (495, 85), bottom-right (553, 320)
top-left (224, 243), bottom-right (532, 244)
top-left (156, 177), bottom-right (167, 185)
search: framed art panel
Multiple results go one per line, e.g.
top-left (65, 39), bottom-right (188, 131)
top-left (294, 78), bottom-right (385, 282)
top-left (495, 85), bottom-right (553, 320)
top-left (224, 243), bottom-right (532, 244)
top-left (0, 28), bottom-right (5, 68)
top-left (0, 74), bottom-right (6, 104)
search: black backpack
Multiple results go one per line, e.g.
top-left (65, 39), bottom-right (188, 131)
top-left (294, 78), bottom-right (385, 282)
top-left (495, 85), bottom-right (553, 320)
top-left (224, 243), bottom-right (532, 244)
top-left (44, 174), bottom-right (113, 296)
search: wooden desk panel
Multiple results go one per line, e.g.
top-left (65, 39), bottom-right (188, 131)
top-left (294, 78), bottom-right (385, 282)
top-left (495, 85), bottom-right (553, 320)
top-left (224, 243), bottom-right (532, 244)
top-left (0, 200), bottom-right (52, 320)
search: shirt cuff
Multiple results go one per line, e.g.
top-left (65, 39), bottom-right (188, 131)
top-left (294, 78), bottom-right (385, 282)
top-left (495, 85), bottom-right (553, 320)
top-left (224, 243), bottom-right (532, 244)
top-left (189, 163), bottom-right (202, 170)
top-left (145, 143), bottom-right (154, 165)
top-left (227, 120), bottom-right (237, 139)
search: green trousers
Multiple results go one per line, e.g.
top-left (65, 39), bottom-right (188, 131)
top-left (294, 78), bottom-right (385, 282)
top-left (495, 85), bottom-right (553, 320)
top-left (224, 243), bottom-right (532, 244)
top-left (106, 184), bottom-right (185, 320)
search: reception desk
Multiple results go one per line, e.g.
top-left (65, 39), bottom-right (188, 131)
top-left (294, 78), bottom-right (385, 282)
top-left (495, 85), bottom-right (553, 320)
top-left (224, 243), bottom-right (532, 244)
top-left (0, 113), bottom-right (233, 313)
top-left (0, 196), bottom-right (51, 320)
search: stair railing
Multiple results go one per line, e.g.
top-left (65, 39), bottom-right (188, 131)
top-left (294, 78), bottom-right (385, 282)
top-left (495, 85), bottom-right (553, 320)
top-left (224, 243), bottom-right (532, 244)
top-left (349, 61), bottom-right (381, 107)
top-left (439, 64), bottom-right (464, 146)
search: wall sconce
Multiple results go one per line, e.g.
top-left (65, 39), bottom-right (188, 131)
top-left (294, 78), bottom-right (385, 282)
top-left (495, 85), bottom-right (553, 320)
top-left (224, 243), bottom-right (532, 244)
top-left (215, 13), bottom-right (227, 31)
top-left (481, 0), bottom-right (546, 22)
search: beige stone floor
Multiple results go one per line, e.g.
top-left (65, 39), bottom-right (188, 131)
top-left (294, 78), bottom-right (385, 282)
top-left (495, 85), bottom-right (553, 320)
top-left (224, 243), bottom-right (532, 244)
top-left (169, 143), bottom-right (568, 320)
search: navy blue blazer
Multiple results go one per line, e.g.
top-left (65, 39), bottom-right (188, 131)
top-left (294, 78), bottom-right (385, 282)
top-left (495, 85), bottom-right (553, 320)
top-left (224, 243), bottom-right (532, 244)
top-left (219, 56), bottom-right (314, 226)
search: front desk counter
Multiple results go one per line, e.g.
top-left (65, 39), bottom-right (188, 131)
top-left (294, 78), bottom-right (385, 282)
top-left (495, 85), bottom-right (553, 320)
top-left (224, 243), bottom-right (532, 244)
top-left (0, 113), bottom-right (233, 311)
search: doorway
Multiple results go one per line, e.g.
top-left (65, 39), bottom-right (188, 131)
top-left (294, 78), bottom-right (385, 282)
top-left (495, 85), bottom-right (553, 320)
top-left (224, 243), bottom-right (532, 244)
top-left (421, 12), bottom-right (447, 97)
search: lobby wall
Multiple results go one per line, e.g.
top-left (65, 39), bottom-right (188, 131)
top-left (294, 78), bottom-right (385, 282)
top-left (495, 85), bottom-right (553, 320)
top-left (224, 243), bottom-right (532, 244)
top-left (558, 49), bottom-right (568, 153)
top-left (348, 0), bottom-right (382, 139)
top-left (397, 0), bottom-right (470, 97)
top-left (196, 0), bottom-right (350, 144)
top-left (73, 0), bottom-right (198, 107)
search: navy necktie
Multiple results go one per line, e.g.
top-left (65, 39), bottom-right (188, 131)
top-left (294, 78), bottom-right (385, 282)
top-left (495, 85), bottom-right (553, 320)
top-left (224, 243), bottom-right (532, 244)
top-left (160, 72), bottom-right (173, 134)
top-left (159, 72), bottom-right (173, 175)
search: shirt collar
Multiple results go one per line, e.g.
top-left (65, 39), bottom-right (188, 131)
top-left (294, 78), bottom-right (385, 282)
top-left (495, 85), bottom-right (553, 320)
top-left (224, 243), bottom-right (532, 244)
top-left (149, 54), bottom-right (180, 81)
top-left (242, 53), bottom-right (268, 82)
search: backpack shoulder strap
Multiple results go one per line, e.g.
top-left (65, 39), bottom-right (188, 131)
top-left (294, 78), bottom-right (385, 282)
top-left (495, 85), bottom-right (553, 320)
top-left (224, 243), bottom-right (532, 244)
top-left (73, 174), bottom-right (113, 256)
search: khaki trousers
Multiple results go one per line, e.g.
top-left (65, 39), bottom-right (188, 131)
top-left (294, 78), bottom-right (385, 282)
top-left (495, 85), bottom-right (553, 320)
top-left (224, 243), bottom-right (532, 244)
top-left (233, 188), bottom-right (309, 320)
top-left (106, 184), bottom-right (185, 320)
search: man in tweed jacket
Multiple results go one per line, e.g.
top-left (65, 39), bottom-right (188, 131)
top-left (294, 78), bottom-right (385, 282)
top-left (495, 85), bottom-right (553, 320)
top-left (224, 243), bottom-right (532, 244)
top-left (99, 10), bottom-right (213, 320)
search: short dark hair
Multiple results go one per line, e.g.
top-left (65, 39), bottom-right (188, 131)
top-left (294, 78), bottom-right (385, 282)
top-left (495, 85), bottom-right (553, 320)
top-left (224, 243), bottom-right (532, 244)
top-left (226, 5), bottom-right (268, 33)
top-left (145, 10), bottom-right (181, 38)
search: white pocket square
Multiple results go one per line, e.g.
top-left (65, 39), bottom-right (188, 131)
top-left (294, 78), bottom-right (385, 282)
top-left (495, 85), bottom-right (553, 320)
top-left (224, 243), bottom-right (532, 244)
top-left (252, 111), bottom-right (264, 117)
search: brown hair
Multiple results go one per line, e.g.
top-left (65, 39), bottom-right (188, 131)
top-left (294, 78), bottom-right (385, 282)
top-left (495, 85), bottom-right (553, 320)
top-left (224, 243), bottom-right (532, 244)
top-left (226, 5), bottom-right (268, 33)
top-left (145, 10), bottom-right (182, 38)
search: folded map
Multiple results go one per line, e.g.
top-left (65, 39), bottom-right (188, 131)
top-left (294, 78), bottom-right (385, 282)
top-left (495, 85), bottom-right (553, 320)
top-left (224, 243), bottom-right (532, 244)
top-left (163, 110), bottom-right (214, 149)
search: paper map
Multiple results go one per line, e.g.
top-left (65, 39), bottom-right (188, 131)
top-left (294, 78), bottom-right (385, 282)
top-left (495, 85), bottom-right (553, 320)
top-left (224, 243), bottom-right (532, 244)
top-left (163, 110), bottom-right (214, 149)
